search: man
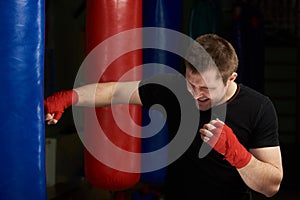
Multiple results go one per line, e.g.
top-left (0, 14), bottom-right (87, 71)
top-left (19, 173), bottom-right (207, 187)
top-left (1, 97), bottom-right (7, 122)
top-left (45, 34), bottom-right (283, 199)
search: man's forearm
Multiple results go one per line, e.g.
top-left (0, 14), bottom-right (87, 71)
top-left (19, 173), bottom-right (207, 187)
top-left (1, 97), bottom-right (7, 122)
top-left (74, 82), bottom-right (115, 107)
top-left (238, 148), bottom-right (283, 197)
top-left (74, 81), bottom-right (142, 107)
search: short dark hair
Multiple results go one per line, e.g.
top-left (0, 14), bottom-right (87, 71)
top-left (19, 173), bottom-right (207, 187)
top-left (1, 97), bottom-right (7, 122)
top-left (185, 34), bottom-right (238, 85)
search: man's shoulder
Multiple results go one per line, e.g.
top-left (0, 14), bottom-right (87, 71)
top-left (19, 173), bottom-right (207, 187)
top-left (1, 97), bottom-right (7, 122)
top-left (239, 84), bottom-right (270, 101)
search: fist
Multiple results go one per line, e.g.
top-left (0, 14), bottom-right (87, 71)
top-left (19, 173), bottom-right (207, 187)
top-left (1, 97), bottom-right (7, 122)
top-left (199, 119), bottom-right (251, 168)
top-left (44, 90), bottom-right (78, 125)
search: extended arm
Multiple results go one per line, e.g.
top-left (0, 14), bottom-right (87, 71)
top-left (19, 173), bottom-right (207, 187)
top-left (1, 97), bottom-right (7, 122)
top-left (44, 81), bottom-right (142, 125)
top-left (74, 81), bottom-right (142, 107)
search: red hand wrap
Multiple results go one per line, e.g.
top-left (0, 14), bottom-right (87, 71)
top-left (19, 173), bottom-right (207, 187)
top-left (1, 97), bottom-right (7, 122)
top-left (207, 121), bottom-right (252, 168)
top-left (44, 90), bottom-right (78, 121)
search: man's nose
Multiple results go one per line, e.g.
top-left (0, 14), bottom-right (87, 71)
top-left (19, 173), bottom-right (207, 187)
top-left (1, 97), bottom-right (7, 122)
top-left (192, 88), bottom-right (204, 99)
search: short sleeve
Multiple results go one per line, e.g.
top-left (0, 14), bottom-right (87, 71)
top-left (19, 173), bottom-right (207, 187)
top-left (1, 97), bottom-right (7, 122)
top-left (249, 97), bottom-right (280, 148)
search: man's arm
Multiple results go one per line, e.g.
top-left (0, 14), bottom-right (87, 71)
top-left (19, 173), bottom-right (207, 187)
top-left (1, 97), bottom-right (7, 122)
top-left (200, 120), bottom-right (283, 197)
top-left (44, 81), bottom-right (142, 125)
top-left (74, 81), bottom-right (142, 107)
top-left (238, 146), bottom-right (283, 197)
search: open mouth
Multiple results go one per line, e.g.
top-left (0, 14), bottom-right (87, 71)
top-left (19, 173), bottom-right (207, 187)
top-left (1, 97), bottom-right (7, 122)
top-left (198, 98), bottom-right (209, 103)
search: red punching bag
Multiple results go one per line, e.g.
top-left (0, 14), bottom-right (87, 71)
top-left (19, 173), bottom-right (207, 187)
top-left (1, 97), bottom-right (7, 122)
top-left (84, 0), bottom-right (142, 190)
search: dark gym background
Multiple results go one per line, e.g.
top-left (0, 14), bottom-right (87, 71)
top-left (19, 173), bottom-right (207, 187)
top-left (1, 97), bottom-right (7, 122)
top-left (44, 0), bottom-right (300, 199)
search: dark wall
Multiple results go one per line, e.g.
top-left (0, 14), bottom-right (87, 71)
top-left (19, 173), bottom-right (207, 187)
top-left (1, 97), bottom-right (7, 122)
top-left (44, 0), bottom-right (300, 199)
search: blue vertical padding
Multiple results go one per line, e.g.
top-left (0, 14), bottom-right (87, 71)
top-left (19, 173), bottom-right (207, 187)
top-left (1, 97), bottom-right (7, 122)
top-left (141, 0), bottom-right (182, 185)
top-left (143, 0), bottom-right (183, 73)
top-left (0, 0), bottom-right (46, 199)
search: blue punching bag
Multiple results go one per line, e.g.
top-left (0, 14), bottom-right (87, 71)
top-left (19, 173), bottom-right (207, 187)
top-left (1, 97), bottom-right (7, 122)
top-left (0, 1), bottom-right (46, 200)
top-left (143, 0), bottom-right (182, 73)
top-left (141, 0), bottom-right (182, 186)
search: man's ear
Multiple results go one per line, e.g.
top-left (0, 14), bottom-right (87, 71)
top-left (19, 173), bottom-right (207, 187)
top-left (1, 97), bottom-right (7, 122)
top-left (229, 72), bottom-right (238, 82)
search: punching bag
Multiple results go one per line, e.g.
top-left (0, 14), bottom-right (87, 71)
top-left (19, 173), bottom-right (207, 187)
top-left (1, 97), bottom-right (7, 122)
top-left (141, 0), bottom-right (182, 186)
top-left (84, 0), bottom-right (142, 190)
top-left (0, 0), bottom-right (46, 199)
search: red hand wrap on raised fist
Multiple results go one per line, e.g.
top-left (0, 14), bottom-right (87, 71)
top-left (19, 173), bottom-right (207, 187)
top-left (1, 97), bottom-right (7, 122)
top-left (44, 90), bottom-right (78, 121)
top-left (207, 121), bottom-right (252, 169)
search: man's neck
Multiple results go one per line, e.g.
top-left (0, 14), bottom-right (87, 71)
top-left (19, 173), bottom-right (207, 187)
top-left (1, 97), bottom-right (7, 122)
top-left (226, 81), bottom-right (237, 101)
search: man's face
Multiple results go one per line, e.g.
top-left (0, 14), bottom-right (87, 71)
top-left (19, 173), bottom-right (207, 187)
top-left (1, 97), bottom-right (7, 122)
top-left (185, 67), bottom-right (229, 111)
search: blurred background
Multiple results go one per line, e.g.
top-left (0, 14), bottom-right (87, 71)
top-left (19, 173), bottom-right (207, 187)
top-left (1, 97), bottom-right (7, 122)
top-left (43, 0), bottom-right (300, 199)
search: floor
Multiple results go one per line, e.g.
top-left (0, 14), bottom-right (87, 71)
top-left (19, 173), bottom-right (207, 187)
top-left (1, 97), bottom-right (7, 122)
top-left (48, 179), bottom-right (300, 200)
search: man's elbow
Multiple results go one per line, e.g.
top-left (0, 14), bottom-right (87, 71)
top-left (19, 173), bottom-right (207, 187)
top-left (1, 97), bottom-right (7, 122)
top-left (263, 176), bottom-right (283, 198)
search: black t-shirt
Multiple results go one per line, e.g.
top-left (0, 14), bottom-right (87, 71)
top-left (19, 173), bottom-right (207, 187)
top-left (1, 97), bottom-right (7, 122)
top-left (138, 74), bottom-right (279, 200)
